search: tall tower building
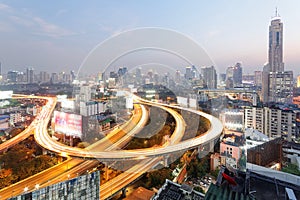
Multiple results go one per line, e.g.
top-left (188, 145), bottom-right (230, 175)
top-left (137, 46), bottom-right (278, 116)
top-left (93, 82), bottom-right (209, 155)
top-left (262, 9), bottom-right (293, 103)
top-left (268, 9), bottom-right (284, 72)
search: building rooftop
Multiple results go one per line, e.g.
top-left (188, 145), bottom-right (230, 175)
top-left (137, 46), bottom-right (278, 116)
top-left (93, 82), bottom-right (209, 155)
top-left (124, 187), bottom-right (155, 200)
top-left (152, 179), bottom-right (204, 200)
top-left (283, 141), bottom-right (300, 151)
top-left (206, 164), bottom-right (300, 200)
top-left (245, 128), bottom-right (269, 142)
top-left (221, 132), bottom-right (245, 147)
top-left (204, 183), bottom-right (250, 200)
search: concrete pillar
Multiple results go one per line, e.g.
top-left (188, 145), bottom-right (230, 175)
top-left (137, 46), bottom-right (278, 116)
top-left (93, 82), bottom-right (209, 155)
top-left (163, 155), bottom-right (169, 167)
top-left (103, 162), bottom-right (109, 180)
top-left (209, 140), bottom-right (215, 152)
top-left (42, 148), bottom-right (48, 155)
top-left (121, 188), bottom-right (127, 198)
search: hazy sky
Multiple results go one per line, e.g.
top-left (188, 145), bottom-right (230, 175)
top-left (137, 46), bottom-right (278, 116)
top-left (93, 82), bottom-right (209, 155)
top-left (0, 0), bottom-right (299, 75)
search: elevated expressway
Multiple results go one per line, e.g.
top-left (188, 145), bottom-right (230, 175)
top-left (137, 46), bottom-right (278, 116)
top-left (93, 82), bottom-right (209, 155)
top-left (100, 96), bottom-right (223, 199)
top-left (34, 94), bottom-right (223, 160)
top-left (32, 93), bottom-right (222, 199)
top-left (0, 95), bottom-right (47, 152)
top-left (0, 95), bottom-right (180, 199)
top-left (0, 93), bottom-right (223, 199)
top-left (0, 97), bottom-right (149, 199)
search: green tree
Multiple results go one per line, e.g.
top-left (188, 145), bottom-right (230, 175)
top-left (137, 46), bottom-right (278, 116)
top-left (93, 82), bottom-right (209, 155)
top-left (282, 163), bottom-right (300, 176)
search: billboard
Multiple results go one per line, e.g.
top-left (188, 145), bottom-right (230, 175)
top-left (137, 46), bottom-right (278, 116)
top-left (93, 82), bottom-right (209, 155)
top-left (189, 98), bottom-right (197, 109)
top-left (0, 91), bottom-right (13, 100)
top-left (0, 115), bottom-right (9, 130)
top-left (53, 111), bottom-right (82, 138)
top-left (61, 99), bottom-right (75, 110)
top-left (177, 96), bottom-right (188, 107)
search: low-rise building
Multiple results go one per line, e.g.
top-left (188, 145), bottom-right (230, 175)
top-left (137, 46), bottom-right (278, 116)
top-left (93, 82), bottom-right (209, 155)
top-left (220, 131), bottom-right (246, 170)
top-left (210, 153), bottom-right (220, 171)
top-left (282, 141), bottom-right (300, 170)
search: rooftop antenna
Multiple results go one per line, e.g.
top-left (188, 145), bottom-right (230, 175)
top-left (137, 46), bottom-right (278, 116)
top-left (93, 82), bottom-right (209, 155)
top-left (275, 7), bottom-right (278, 17)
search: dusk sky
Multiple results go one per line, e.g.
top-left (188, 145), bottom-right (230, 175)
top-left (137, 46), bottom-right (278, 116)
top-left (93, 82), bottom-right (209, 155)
top-left (0, 0), bottom-right (299, 75)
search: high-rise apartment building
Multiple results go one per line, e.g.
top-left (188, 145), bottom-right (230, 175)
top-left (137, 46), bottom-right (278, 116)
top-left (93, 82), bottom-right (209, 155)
top-left (269, 71), bottom-right (293, 103)
top-left (26, 67), bottom-right (34, 84)
top-left (254, 71), bottom-right (263, 87)
top-left (244, 106), bottom-right (297, 141)
top-left (39, 71), bottom-right (50, 83)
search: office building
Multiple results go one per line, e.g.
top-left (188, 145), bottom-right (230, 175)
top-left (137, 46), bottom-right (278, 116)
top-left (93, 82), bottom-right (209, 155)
top-left (9, 171), bottom-right (100, 200)
top-left (226, 62), bottom-right (243, 88)
top-left (185, 66), bottom-right (193, 80)
top-left (201, 66), bottom-right (217, 89)
top-left (254, 71), bottom-right (263, 87)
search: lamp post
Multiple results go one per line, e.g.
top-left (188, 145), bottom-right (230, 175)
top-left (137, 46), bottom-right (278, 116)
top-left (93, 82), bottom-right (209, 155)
top-left (24, 186), bottom-right (29, 193)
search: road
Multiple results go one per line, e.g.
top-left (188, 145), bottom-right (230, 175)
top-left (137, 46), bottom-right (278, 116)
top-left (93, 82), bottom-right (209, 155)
top-left (1, 92), bottom-right (223, 199)
top-left (100, 157), bottom-right (162, 199)
top-left (33, 94), bottom-right (222, 160)
top-left (0, 158), bottom-right (84, 199)
top-left (0, 96), bottom-right (154, 199)
top-left (0, 95), bottom-right (49, 152)
top-left (87, 103), bottom-right (148, 151)
top-left (33, 95), bottom-right (191, 160)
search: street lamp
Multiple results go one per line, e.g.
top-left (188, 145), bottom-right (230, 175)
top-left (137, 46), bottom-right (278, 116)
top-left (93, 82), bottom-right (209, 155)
top-left (24, 186), bottom-right (29, 193)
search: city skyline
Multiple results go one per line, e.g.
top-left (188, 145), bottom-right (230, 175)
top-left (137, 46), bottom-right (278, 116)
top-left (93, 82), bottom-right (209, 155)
top-left (0, 1), bottom-right (300, 75)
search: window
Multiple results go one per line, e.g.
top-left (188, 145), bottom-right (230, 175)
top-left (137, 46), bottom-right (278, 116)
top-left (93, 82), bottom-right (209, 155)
top-left (276, 32), bottom-right (280, 44)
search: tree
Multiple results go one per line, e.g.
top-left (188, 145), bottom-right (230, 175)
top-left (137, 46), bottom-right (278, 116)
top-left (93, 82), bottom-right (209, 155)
top-left (194, 186), bottom-right (205, 193)
top-left (282, 163), bottom-right (300, 176)
top-left (145, 168), bottom-right (172, 189)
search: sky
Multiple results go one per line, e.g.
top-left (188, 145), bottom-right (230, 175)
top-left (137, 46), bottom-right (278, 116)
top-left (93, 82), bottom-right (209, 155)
top-left (0, 0), bottom-right (299, 75)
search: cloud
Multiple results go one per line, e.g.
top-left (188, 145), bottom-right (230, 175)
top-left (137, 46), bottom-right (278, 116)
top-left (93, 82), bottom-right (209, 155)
top-left (207, 30), bottom-right (220, 38)
top-left (56, 9), bottom-right (68, 17)
top-left (32, 17), bottom-right (75, 38)
top-left (98, 21), bottom-right (138, 38)
top-left (0, 3), bottom-right (11, 11)
top-left (0, 21), bottom-right (14, 32)
top-left (1, 3), bottom-right (75, 38)
top-left (9, 15), bottom-right (33, 27)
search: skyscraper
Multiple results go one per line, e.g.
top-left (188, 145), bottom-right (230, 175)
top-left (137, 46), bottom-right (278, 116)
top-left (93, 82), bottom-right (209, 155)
top-left (201, 66), bottom-right (217, 89)
top-left (226, 62), bottom-right (243, 88)
top-left (26, 67), bottom-right (34, 84)
top-left (268, 9), bottom-right (284, 72)
top-left (262, 10), bottom-right (293, 103)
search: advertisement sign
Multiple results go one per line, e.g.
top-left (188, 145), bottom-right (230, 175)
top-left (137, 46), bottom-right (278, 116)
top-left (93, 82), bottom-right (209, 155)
top-left (0, 91), bottom-right (13, 100)
top-left (54, 111), bottom-right (82, 138)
